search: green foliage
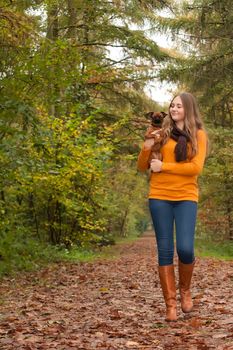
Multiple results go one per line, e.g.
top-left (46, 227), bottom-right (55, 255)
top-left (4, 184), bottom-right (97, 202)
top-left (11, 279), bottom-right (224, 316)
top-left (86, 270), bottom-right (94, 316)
top-left (159, 0), bottom-right (233, 127)
top-left (0, 228), bottom-right (116, 278)
top-left (102, 162), bottom-right (150, 237)
top-left (197, 127), bottom-right (233, 240)
top-left (0, 0), bottom-right (170, 275)
top-left (159, 0), bottom-right (233, 242)
top-left (0, 228), bottom-right (61, 277)
top-left (195, 238), bottom-right (233, 260)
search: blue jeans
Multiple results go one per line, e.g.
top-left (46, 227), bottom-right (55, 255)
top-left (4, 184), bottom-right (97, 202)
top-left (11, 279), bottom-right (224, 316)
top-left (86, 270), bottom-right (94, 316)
top-left (149, 199), bottom-right (197, 266)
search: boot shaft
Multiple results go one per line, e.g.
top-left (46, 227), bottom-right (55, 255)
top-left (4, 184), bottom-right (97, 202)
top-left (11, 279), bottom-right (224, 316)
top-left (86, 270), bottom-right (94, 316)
top-left (158, 265), bottom-right (176, 299)
top-left (178, 260), bottom-right (195, 291)
top-left (178, 260), bottom-right (195, 313)
top-left (158, 265), bottom-right (177, 312)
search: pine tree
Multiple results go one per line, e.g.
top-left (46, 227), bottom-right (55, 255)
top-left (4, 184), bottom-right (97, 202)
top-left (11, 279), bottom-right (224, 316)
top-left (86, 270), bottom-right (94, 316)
top-left (157, 0), bottom-right (233, 240)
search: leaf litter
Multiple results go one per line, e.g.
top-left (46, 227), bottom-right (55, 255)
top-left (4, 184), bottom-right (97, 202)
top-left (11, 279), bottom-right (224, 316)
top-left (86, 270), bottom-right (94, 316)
top-left (0, 235), bottom-right (233, 349)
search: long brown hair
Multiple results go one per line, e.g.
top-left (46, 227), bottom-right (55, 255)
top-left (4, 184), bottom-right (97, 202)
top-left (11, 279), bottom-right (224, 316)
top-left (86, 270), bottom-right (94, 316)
top-left (162, 92), bottom-right (207, 158)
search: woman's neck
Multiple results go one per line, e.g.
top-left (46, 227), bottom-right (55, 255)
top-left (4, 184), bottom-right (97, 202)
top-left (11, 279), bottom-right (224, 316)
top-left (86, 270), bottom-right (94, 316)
top-left (175, 121), bottom-right (184, 130)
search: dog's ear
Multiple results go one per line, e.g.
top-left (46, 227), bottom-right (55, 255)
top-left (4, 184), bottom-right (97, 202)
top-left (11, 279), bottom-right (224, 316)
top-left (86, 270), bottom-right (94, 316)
top-left (160, 111), bottom-right (168, 118)
top-left (145, 112), bottom-right (154, 119)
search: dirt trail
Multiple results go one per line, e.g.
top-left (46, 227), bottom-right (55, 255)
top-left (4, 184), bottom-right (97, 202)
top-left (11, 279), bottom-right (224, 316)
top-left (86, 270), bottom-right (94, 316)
top-left (0, 233), bottom-right (233, 349)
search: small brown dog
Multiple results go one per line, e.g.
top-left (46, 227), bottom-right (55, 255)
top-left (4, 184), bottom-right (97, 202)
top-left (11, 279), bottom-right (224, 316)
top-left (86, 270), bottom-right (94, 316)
top-left (144, 111), bottom-right (167, 163)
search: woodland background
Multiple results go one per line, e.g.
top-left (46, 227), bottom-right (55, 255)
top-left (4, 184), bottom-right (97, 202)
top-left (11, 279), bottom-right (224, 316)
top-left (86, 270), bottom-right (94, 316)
top-left (0, 0), bottom-right (232, 276)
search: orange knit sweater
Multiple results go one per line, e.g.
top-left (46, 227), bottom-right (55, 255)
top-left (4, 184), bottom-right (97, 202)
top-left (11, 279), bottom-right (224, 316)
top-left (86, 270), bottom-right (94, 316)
top-left (137, 129), bottom-right (207, 202)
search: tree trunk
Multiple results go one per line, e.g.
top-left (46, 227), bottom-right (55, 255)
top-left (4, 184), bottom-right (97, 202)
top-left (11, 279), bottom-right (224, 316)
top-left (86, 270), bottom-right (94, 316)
top-left (226, 199), bottom-right (233, 240)
top-left (46, 4), bottom-right (59, 40)
top-left (46, 2), bottom-right (60, 117)
top-left (67, 0), bottom-right (78, 38)
top-left (120, 208), bottom-right (129, 237)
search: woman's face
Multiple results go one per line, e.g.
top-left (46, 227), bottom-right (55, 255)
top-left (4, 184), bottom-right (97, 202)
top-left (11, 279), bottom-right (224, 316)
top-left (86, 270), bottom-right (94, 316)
top-left (169, 96), bottom-right (185, 128)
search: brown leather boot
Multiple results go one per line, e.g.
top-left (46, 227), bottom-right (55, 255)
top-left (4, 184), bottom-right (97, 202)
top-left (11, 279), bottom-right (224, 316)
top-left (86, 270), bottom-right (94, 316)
top-left (158, 265), bottom-right (177, 322)
top-left (178, 260), bottom-right (195, 313)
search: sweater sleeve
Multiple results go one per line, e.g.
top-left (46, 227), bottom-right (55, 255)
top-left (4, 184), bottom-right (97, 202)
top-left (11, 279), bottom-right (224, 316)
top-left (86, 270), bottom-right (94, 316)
top-left (161, 130), bottom-right (207, 176)
top-left (137, 145), bottom-right (151, 172)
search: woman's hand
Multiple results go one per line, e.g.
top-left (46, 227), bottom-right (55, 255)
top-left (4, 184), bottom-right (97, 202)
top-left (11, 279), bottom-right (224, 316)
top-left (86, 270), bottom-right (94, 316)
top-left (150, 159), bottom-right (162, 172)
top-left (144, 138), bottom-right (155, 149)
top-left (144, 129), bottom-right (162, 150)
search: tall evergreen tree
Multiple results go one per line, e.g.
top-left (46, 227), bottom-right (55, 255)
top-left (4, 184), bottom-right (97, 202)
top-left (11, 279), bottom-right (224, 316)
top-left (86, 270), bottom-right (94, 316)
top-left (156, 0), bottom-right (233, 240)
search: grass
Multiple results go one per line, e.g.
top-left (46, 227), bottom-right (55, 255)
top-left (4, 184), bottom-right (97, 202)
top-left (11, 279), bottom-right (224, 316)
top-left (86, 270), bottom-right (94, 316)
top-left (2, 230), bottom-right (231, 280)
top-left (195, 237), bottom-right (233, 260)
top-left (0, 231), bottom-right (142, 279)
top-left (114, 231), bottom-right (142, 244)
top-left (61, 244), bottom-right (119, 262)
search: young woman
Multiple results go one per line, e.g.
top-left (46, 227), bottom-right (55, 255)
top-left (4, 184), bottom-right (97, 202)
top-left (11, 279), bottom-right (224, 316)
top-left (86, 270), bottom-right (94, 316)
top-left (137, 92), bottom-right (208, 322)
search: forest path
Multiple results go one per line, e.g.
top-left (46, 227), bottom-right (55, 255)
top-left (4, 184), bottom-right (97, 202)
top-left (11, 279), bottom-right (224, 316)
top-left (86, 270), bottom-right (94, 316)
top-left (0, 233), bottom-right (233, 350)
